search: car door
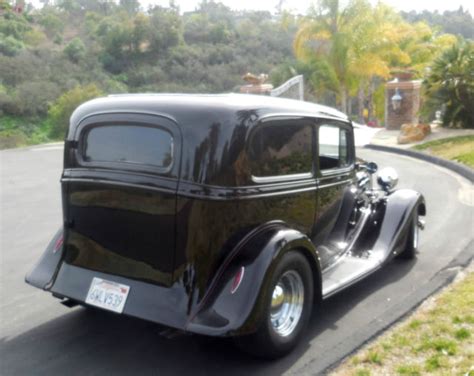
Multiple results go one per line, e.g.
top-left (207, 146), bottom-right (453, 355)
top-left (312, 120), bottom-right (356, 269)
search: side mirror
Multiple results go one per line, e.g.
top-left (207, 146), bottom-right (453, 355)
top-left (357, 161), bottom-right (378, 174)
top-left (377, 167), bottom-right (398, 192)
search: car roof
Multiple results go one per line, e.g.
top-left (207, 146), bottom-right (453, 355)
top-left (69, 93), bottom-right (349, 134)
top-left (68, 94), bottom-right (351, 185)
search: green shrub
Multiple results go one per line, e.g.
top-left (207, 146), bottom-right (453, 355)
top-left (423, 40), bottom-right (474, 128)
top-left (0, 34), bottom-right (25, 56)
top-left (0, 10), bottom-right (31, 39)
top-left (0, 92), bottom-right (19, 115)
top-left (39, 11), bottom-right (64, 38)
top-left (15, 81), bottom-right (61, 116)
top-left (64, 37), bottom-right (86, 63)
top-left (0, 129), bottom-right (28, 149)
top-left (48, 84), bottom-right (102, 139)
top-left (23, 29), bottom-right (47, 47)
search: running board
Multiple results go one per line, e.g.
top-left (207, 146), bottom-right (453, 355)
top-left (322, 253), bottom-right (382, 299)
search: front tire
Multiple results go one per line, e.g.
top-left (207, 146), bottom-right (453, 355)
top-left (398, 212), bottom-right (419, 259)
top-left (235, 251), bottom-right (314, 359)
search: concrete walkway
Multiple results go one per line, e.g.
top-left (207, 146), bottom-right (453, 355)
top-left (369, 124), bottom-right (474, 149)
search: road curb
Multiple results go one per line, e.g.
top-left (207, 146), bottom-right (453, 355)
top-left (364, 144), bottom-right (474, 183)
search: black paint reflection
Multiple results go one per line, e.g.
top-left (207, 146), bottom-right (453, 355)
top-left (64, 183), bottom-right (176, 286)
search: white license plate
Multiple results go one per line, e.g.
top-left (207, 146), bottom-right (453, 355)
top-left (85, 277), bottom-right (130, 313)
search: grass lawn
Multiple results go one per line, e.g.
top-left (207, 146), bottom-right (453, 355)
top-left (330, 266), bottom-right (474, 376)
top-left (413, 135), bottom-right (474, 168)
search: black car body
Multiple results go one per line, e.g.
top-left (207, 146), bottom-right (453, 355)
top-left (26, 94), bottom-right (425, 357)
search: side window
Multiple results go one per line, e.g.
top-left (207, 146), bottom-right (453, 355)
top-left (248, 120), bottom-right (312, 178)
top-left (83, 125), bottom-right (173, 168)
top-left (318, 124), bottom-right (350, 170)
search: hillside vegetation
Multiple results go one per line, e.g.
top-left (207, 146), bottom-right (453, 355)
top-left (0, 0), bottom-right (472, 148)
top-left (0, 0), bottom-right (297, 147)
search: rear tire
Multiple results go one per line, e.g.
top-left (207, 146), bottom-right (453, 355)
top-left (398, 212), bottom-right (419, 259)
top-left (234, 251), bottom-right (314, 359)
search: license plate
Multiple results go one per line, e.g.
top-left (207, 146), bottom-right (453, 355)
top-left (85, 277), bottom-right (130, 313)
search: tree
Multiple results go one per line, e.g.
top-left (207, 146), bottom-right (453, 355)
top-left (38, 10), bottom-right (64, 38)
top-left (0, 35), bottom-right (25, 56)
top-left (0, 9), bottom-right (31, 40)
top-left (293, 0), bottom-right (456, 122)
top-left (119, 0), bottom-right (140, 15)
top-left (131, 12), bottom-right (148, 52)
top-left (147, 5), bottom-right (181, 54)
top-left (294, 0), bottom-right (388, 113)
top-left (401, 7), bottom-right (474, 40)
top-left (64, 37), bottom-right (86, 63)
top-left (48, 84), bottom-right (102, 138)
top-left (15, 80), bottom-right (60, 116)
top-left (395, 20), bottom-right (457, 75)
top-left (183, 13), bottom-right (210, 44)
top-left (423, 40), bottom-right (474, 128)
top-left (95, 12), bottom-right (135, 72)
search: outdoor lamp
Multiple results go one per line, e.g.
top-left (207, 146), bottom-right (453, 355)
top-left (391, 88), bottom-right (402, 111)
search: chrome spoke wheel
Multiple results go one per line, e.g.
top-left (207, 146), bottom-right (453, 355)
top-left (270, 270), bottom-right (304, 337)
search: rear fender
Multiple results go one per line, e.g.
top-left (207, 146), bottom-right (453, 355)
top-left (372, 189), bottom-right (426, 262)
top-left (186, 222), bottom-right (321, 336)
top-left (25, 228), bottom-right (64, 290)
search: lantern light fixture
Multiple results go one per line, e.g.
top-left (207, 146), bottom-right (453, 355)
top-left (391, 88), bottom-right (402, 111)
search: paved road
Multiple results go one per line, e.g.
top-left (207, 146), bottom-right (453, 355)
top-left (1, 144), bottom-right (472, 376)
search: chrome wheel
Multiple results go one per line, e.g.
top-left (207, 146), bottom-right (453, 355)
top-left (270, 270), bottom-right (304, 337)
top-left (234, 252), bottom-right (313, 358)
top-left (413, 215), bottom-right (419, 250)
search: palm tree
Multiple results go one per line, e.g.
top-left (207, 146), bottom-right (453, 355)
top-left (293, 0), bottom-right (452, 122)
top-left (423, 40), bottom-right (474, 128)
top-left (294, 0), bottom-right (356, 113)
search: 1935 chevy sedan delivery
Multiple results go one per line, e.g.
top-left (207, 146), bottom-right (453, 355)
top-left (26, 94), bottom-right (425, 358)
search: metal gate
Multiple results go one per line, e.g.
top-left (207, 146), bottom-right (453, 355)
top-left (270, 75), bottom-right (304, 101)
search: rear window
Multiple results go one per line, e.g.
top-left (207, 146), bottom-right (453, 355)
top-left (83, 125), bottom-right (173, 168)
top-left (248, 120), bottom-right (312, 178)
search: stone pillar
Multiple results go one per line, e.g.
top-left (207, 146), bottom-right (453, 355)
top-left (385, 79), bottom-right (422, 130)
top-left (239, 83), bottom-right (273, 95)
top-left (239, 73), bottom-right (273, 95)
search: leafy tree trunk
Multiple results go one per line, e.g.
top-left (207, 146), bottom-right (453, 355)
top-left (340, 86), bottom-right (348, 114)
top-left (368, 79), bottom-right (376, 122)
top-left (357, 86), bottom-right (365, 123)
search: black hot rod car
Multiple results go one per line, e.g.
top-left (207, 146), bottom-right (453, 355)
top-left (26, 94), bottom-right (425, 358)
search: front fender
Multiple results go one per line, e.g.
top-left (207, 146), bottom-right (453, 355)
top-left (25, 227), bottom-right (64, 290)
top-left (186, 222), bottom-right (321, 336)
top-left (372, 189), bottom-right (426, 262)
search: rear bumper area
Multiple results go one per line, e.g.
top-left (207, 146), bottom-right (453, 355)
top-left (50, 263), bottom-right (190, 331)
top-left (26, 229), bottom-right (260, 338)
top-left (26, 236), bottom-right (254, 337)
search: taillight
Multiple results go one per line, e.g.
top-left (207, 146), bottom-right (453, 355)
top-left (230, 266), bottom-right (245, 294)
top-left (53, 234), bottom-right (64, 253)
